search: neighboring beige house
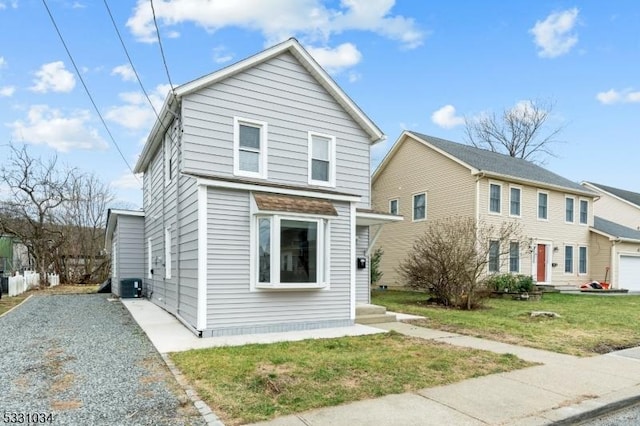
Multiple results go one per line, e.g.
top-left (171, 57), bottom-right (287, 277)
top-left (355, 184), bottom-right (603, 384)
top-left (371, 131), bottom-right (599, 289)
top-left (582, 182), bottom-right (640, 290)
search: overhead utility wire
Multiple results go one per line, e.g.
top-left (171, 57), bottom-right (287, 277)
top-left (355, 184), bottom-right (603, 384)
top-left (41, 0), bottom-right (139, 181)
top-left (150, 0), bottom-right (176, 94)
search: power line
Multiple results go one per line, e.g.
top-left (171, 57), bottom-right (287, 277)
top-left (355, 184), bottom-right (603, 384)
top-left (41, 0), bottom-right (140, 182)
top-left (150, 0), bottom-right (176, 94)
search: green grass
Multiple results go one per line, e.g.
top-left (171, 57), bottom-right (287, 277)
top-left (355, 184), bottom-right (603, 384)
top-left (170, 331), bottom-right (532, 425)
top-left (373, 290), bottom-right (640, 356)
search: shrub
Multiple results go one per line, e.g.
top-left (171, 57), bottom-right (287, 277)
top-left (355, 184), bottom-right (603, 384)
top-left (370, 247), bottom-right (384, 286)
top-left (487, 274), bottom-right (536, 293)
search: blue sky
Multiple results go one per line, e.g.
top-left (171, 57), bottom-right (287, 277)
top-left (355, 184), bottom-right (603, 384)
top-left (0, 1), bottom-right (638, 208)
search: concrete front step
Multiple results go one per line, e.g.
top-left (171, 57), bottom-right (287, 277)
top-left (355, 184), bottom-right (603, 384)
top-left (356, 304), bottom-right (388, 316)
top-left (355, 313), bottom-right (397, 325)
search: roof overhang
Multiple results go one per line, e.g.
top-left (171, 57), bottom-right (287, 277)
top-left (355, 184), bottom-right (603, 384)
top-left (475, 171), bottom-right (597, 198)
top-left (589, 227), bottom-right (640, 244)
top-left (356, 209), bottom-right (404, 226)
top-left (105, 209), bottom-right (145, 250)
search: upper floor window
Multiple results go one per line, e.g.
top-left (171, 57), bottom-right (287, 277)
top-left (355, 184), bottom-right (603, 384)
top-left (234, 117), bottom-right (268, 178)
top-left (489, 183), bottom-right (501, 213)
top-left (389, 199), bottom-right (399, 215)
top-left (488, 240), bottom-right (500, 273)
top-left (308, 132), bottom-right (336, 186)
top-left (538, 192), bottom-right (548, 220)
top-left (579, 199), bottom-right (588, 224)
top-left (510, 187), bottom-right (521, 216)
top-left (413, 193), bottom-right (426, 221)
top-left (565, 197), bottom-right (575, 223)
top-left (564, 245), bottom-right (574, 274)
top-left (164, 133), bottom-right (173, 186)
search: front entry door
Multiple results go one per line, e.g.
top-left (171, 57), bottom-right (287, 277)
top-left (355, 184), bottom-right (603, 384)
top-left (537, 244), bottom-right (547, 282)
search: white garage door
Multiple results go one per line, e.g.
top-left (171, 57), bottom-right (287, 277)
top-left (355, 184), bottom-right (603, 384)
top-left (619, 255), bottom-right (640, 291)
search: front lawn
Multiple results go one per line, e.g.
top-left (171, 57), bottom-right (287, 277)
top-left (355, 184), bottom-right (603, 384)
top-left (373, 290), bottom-right (640, 356)
top-left (170, 331), bottom-right (532, 425)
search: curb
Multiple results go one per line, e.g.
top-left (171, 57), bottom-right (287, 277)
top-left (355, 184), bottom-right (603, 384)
top-left (0, 294), bottom-right (33, 318)
top-left (551, 394), bottom-right (640, 425)
top-left (161, 353), bottom-right (226, 426)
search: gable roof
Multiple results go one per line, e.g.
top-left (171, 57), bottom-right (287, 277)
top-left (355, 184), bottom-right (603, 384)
top-left (134, 38), bottom-right (384, 173)
top-left (592, 216), bottom-right (640, 243)
top-left (582, 182), bottom-right (640, 209)
top-left (373, 131), bottom-right (595, 197)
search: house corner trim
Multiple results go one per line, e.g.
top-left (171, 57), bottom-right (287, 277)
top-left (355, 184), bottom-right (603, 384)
top-left (197, 184), bottom-right (208, 331)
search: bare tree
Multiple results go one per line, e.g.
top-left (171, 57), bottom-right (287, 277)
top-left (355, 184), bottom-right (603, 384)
top-left (0, 145), bottom-right (73, 285)
top-left (398, 217), bottom-right (523, 310)
top-left (464, 99), bottom-right (563, 165)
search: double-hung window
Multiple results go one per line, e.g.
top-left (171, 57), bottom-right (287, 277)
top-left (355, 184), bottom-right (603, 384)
top-left (413, 193), bottom-right (426, 221)
top-left (538, 192), bottom-right (548, 220)
top-left (308, 132), bottom-right (336, 186)
top-left (510, 187), bottom-right (521, 216)
top-left (509, 242), bottom-right (520, 273)
top-left (579, 200), bottom-right (588, 224)
top-left (565, 197), bottom-right (575, 223)
top-left (389, 199), bottom-right (398, 215)
top-left (565, 246), bottom-right (574, 274)
top-left (489, 240), bottom-right (500, 273)
top-left (489, 183), bottom-right (501, 214)
top-left (579, 246), bottom-right (587, 274)
top-left (234, 117), bottom-right (267, 178)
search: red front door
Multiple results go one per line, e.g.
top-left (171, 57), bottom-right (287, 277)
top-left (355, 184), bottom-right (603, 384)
top-left (537, 244), bottom-right (546, 282)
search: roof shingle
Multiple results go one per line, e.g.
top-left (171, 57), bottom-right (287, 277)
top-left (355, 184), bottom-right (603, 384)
top-left (254, 193), bottom-right (338, 216)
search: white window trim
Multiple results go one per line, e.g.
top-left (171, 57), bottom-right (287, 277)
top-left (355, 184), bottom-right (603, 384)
top-left (250, 209), bottom-right (330, 291)
top-left (308, 131), bottom-right (336, 187)
top-left (509, 241), bottom-right (521, 273)
top-left (578, 245), bottom-right (588, 275)
top-left (164, 227), bottom-right (172, 279)
top-left (147, 238), bottom-right (153, 279)
top-left (164, 133), bottom-right (172, 186)
top-left (564, 244), bottom-right (575, 275)
top-left (537, 190), bottom-right (549, 221)
top-left (389, 198), bottom-right (399, 215)
top-left (579, 198), bottom-right (589, 225)
top-left (233, 116), bottom-right (268, 179)
top-left (565, 196), bottom-right (575, 224)
top-left (509, 185), bottom-right (522, 218)
top-left (488, 182), bottom-right (502, 215)
top-left (412, 192), bottom-right (427, 222)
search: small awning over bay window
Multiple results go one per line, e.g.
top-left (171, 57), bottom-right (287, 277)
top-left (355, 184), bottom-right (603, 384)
top-left (253, 192), bottom-right (338, 216)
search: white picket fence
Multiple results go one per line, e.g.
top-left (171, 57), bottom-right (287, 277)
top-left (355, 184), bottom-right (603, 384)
top-left (7, 271), bottom-right (60, 297)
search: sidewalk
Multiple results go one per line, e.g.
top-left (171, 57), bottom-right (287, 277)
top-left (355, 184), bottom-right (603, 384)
top-left (122, 299), bottom-right (640, 426)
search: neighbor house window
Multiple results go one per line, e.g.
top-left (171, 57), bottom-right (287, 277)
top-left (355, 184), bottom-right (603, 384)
top-left (579, 200), bottom-right (588, 224)
top-left (234, 117), bottom-right (268, 178)
top-left (538, 192), bottom-right (548, 220)
top-left (413, 193), bottom-right (426, 221)
top-left (254, 215), bottom-right (328, 289)
top-left (308, 132), bottom-right (336, 186)
top-left (389, 199), bottom-right (398, 215)
top-left (564, 246), bottom-right (574, 274)
top-left (509, 242), bottom-right (520, 273)
top-left (489, 183), bottom-right (501, 214)
top-left (565, 197), bottom-right (575, 223)
top-left (164, 228), bottom-right (172, 280)
top-left (510, 187), bottom-right (521, 216)
top-left (489, 240), bottom-right (500, 273)
top-left (579, 246), bottom-right (587, 274)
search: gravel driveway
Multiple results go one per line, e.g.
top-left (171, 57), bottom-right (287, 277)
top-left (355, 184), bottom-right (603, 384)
top-left (0, 294), bottom-right (204, 425)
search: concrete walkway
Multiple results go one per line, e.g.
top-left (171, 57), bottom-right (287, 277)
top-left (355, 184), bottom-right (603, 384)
top-left (123, 299), bottom-right (640, 426)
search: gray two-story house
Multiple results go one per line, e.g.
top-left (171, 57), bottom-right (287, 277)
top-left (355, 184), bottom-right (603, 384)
top-left (109, 38), bottom-right (399, 337)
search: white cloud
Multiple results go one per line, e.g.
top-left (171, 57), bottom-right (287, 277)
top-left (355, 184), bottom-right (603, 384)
top-left (111, 171), bottom-right (143, 190)
top-left (212, 45), bottom-right (234, 64)
top-left (530, 8), bottom-right (579, 58)
top-left (105, 84), bottom-right (170, 130)
top-left (0, 85), bottom-right (15, 96)
top-left (8, 105), bottom-right (108, 152)
top-left (30, 61), bottom-right (76, 93)
top-left (111, 64), bottom-right (136, 82)
top-left (348, 71), bottom-right (361, 83)
top-left (126, 0), bottom-right (423, 50)
top-left (0, 56), bottom-right (6, 68)
top-left (596, 88), bottom-right (640, 105)
top-left (307, 43), bottom-right (362, 74)
top-left (431, 105), bottom-right (465, 129)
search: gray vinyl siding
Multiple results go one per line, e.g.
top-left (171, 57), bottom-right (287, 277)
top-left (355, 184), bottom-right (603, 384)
top-left (113, 216), bottom-right (145, 298)
top-left (355, 225), bottom-right (370, 303)
top-left (204, 187), bottom-right (352, 336)
top-left (181, 52), bottom-right (372, 208)
top-left (176, 176), bottom-right (199, 326)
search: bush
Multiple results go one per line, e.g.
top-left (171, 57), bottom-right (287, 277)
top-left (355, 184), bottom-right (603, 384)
top-left (370, 247), bottom-right (384, 286)
top-left (487, 274), bottom-right (536, 293)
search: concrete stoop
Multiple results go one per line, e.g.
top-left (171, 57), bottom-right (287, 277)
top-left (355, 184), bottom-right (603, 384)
top-left (355, 304), bottom-right (397, 325)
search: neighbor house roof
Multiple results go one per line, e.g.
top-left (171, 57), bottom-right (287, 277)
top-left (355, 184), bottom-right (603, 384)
top-left (592, 216), bottom-right (640, 243)
top-left (104, 209), bottom-right (145, 250)
top-left (582, 182), bottom-right (640, 209)
top-left (373, 131), bottom-right (595, 197)
top-left (134, 38), bottom-right (384, 173)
